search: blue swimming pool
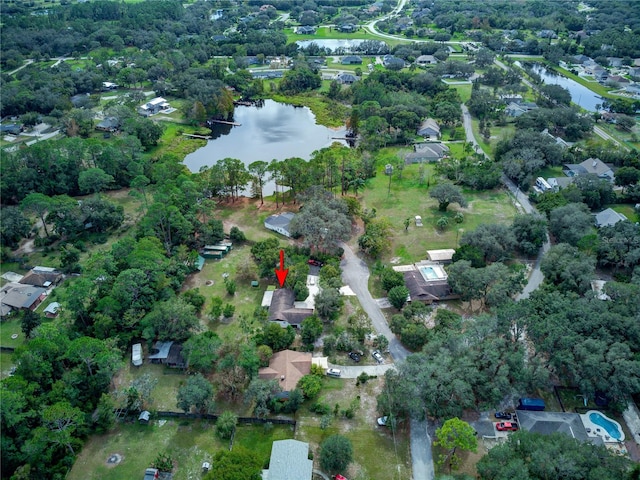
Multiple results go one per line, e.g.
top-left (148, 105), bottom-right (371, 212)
top-left (419, 266), bottom-right (444, 280)
top-left (589, 411), bottom-right (623, 440)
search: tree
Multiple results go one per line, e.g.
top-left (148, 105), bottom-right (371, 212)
top-left (434, 417), bottom-right (478, 473)
top-left (20, 193), bottom-right (52, 237)
top-left (614, 167), bottom-right (640, 192)
top-left (477, 431), bottom-right (630, 480)
top-left (429, 183), bottom-right (467, 211)
top-left (446, 261), bottom-right (525, 308)
top-left (122, 117), bottom-right (164, 149)
top-left (461, 224), bottom-right (517, 263)
top-left (289, 189), bottom-right (351, 252)
top-left (41, 401), bottom-right (85, 455)
top-left (540, 243), bottom-right (596, 294)
top-left (78, 167), bottom-right (114, 194)
top-left (257, 323), bottom-right (295, 351)
top-left (549, 203), bottom-right (593, 246)
top-left (245, 378), bottom-right (281, 417)
top-left (314, 288), bottom-right (343, 321)
top-left (215, 411), bottom-right (238, 440)
top-left (597, 220), bottom-right (640, 272)
top-left (0, 206), bottom-right (31, 249)
top-left (388, 285), bottom-right (409, 310)
top-left (301, 315), bottom-right (323, 347)
top-left (511, 214), bottom-right (548, 256)
top-left (183, 332), bottom-right (223, 372)
top-left (298, 374), bottom-right (323, 399)
top-left (381, 268), bottom-right (405, 291)
top-left (205, 447), bottom-right (262, 480)
top-left (20, 310), bottom-right (42, 338)
top-left (358, 217), bottom-right (392, 258)
top-left (320, 435), bottom-right (353, 474)
top-left (142, 298), bottom-right (200, 342)
top-left (176, 374), bottom-right (214, 413)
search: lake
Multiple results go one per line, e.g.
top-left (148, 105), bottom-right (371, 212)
top-left (183, 100), bottom-right (347, 195)
top-left (296, 39), bottom-right (365, 52)
top-left (525, 63), bottom-right (602, 112)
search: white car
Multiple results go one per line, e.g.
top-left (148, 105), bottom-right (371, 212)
top-left (326, 368), bottom-right (342, 377)
top-left (415, 215), bottom-right (423, 227)
top-left (372, 350), bottom-right (384, 364)
top-left (132, 343), bottom-right (143, 366)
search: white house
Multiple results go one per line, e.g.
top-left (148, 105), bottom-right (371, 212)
top-left (264, 212), bottom-right (295, 237)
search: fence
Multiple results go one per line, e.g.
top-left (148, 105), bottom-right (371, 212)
top-left (124, 410), bottom-right (296, 429)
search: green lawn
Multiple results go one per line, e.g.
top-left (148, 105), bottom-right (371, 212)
top-left (610, 204), bottom-right (638, 222)
top-left (358, 159), bottom-right (517, 263)
top-left (0, 351), bottom-right (16, 379)
top-left (116, 362), bottom-right (189, 411)
top-left (0, 317), bottom-right (24, 349)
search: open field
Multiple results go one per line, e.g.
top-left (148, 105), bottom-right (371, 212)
top-left (358, 160), bottom-right (518, 264)
top-left (0, 317), bottom-right (24, 349)
top-left (67, 421), bottom-right (293, 480)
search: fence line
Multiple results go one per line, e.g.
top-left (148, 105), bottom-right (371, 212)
top-left (123, 410), bottom-right (296, 428)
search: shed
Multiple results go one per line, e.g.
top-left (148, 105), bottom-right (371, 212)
top-left (138, 410), bottom-right (150, 423)
top-left (43, 302), bottom-right (61, 318)
top-left (264, 212), bottom-right (295, 237)
top-left (427, 249), bottom-right (456, 263)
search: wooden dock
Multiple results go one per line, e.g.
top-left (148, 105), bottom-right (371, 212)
top-left (182, 133), bottom-right (212, 140)
top-left (209, 119), bottom-right (241, 126)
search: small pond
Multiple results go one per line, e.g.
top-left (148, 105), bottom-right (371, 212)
top-left (183, 100), bottom-right (347, 195)
top-left (296, 39), bottom-right (366, 53)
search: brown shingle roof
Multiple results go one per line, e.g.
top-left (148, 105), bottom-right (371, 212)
top-left (258, 349), bottom-right (312, 392)
top-left (268, 289), bottom-right (313, 326)
top-left (403, 270), bottom-right (457, 303)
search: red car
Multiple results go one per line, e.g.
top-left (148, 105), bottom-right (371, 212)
top-left (308, 259), bottom-right (323, 267)
top-left (496, 421), bottom-right (519, 431)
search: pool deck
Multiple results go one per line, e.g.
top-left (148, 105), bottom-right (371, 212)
top-left (580, 410), bottom-right (625, 443)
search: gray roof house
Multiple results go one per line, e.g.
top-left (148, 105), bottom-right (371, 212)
top-left (405, 142), bottom-right (449, 164)
top-left (594, 208), bottom-right (627, 228)
top-left (268, 288), bottom-right (314, 328)
top-left (263, 439), bottom-right (313, 480)
top-left (0, 283), bottom-right (46, 312)
top-left (505, 102), bottom-right (528, 117)
top-left (336, 73), bottom-right (358, 85)
top-left (564, 158), bottom-right (614, 182)
top-left (148, 341), bottom-right (187, 369)
top-left (264, 212), bottom-right (295, 237)
top-left (95, 117), bottom-right (121, 132)
top-left (516, 410), bottom-right (603, 446)
top-left (383, 55), bottom-right (406, 69)
top-left (297, 25), bottom-right (316, 34)
top-left (416, 55), bottom-right (438, 66)
top-left (402, 270), bottom-right (458, 304)
top-left (341, 55), bottom-right (363, 65)
top-left (417, 118), bottom-right (440, 138)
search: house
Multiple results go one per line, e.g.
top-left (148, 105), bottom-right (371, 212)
top-left (252, 70), bottom-right (284, 79)
top-left (505, 102), bottom-right (528, 117)
top-left (262, 439), bottom-right (313, 480)
top-left (405, 142), bottom-right (449, 163)
top-left (572, 54), bottom-right (592, 65)
top-left (628, 67), bottom-right (640, 77)
top-left (383, 55), bottom-right (406, 69)
top-left (95, 117), bottom-right (121, 133)
top-left (607, 75), bottom-right (630, 85)
top-left (148, 341), bottom-right (187, 369)
top-left (594, 208), bottom-right (627, 228)
top-left (416, 55), bottom-right (438, 66)
top-left (264, 212), bottom-right (295, 237)
top-left (268, 288), bottom-right (314, 328)
top-left (341, 55), bottom-right (362, 65)
top-left (338, 23), bottom-right (357, 33)
top-left (547, 177), bottom-right (574, 191)
top-left (258, 349), bottom-right (312, 393)
top-left (297, 26), bottom-right (316, 34)
top-left (607, 57), bottom-right (623, 67)
top-left (138, 97), bottom-right (170, 116)
top-left (336, 73), bottom-right (358, 85)
top-left (499, 93), bottom-right (523, 104)
top-left (19, 267), bottom-right (63, 288)
top-left (402, 270), bottom-right (458, 304)
top-left (416, 118), bottom-right (440, 138)
top-left (540, 128), bottom-right (570, 148)
top-left (0, 123), bottom-right (23, 135)
top-left (537, 29), bottom-right (557, 39)
top-left (515, 410), bottom-right (603, 445)
top-left (592, 66), bottom-right (609, 83)
top-left (563, 158), bottom-right (614, 182)
top-left (0, 283), bottom-right (46, 313)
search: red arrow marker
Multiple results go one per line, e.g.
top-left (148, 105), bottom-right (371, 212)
top-left (274, 249), bottom-right (289, 287)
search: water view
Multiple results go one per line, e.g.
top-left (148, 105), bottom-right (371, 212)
top-left (296, 39), bottom-right (366, 53)
top-left (183, 100), bottom-right (347, 195)
top-left (528, 63), bottom-right (602, 112)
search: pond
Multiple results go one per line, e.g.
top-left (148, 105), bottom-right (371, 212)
top-left (296, 39), bottom-right (366, 53)
top-left (524, 63), bottom-right (602, 112)
top-left (183, 100), bottom-right (347, 195)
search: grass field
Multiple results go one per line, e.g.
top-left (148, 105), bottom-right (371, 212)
top-left (0, 351), bottom-right (16, 379)
top-left (0, 317), bottom-right (24, 349)
top-left (358, 159), bottom-right (517, 263)
top-left (67, 421), bottom-right (293, 480)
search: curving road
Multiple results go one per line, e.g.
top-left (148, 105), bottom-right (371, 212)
top-left (341, 243), bottom-right (435, 480)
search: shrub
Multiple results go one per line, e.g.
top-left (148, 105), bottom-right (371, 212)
top-left (222, 303), bottom-right (235, 318)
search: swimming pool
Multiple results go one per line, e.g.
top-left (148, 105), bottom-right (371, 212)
top-left (587, 411), bottom-right (625, 441)
top-left (419, 265), bottom-right (445, 280)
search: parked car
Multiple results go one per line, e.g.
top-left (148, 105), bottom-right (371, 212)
top-left (495, 411), bottom-right (511, 420)
top-left (144, 468), bottom-right (159, 480)
top-left (349, 352), bottom-right (361, 362)
top-left (326, 368), bottom-right (342, 378)
top-left (495, 421), bottom-right (519, 431)
top-left (308, 259), bottom-right (323, 267)
top-left (372, 350), bottom-right (384, 364)
top-left (377, 416), bottom-right (388, 426)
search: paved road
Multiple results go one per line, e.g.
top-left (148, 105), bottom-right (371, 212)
top-left (461, 104), bottom-right (550, 298)
top-left (341, 242), bottom-right (435, 480)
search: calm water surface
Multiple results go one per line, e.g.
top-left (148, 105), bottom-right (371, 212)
top-left (184, 100), bottom-right (347, 194)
